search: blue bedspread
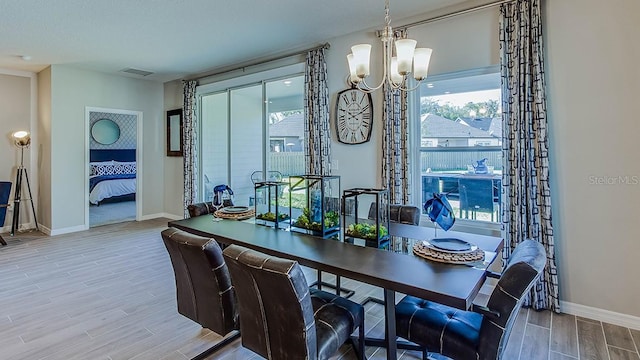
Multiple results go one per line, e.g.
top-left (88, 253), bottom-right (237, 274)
top-left (90, 174), bottom-right (136, 192)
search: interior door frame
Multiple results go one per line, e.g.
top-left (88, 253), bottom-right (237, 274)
top-left (84, 106), bottom-right (143, 228)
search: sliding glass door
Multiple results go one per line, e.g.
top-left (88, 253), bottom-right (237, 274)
top-left (199, 73), bottom-right (304, 206)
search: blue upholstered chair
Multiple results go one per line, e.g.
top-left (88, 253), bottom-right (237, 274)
top-left (0, 182), bottom-right (12, 246)
top-left (459, 178), bottom-right (496, 221)
top-left (395, 239), bottom-right (547, 360)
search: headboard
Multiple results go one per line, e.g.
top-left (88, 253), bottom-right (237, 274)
top-left (90, 149), bottom-right (136, 162)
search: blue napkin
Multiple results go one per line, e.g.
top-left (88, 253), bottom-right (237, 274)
top-left (423, 193), bottom-right (455, 231)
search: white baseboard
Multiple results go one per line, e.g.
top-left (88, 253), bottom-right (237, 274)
top-left (480, 285), bottom-right (639, 330)
top-left (139, 213), bottom-right (183, 221)
top-left (48, 224), bottom-right (88, 236)
top-left (561, 301), bottom-right (640, 330)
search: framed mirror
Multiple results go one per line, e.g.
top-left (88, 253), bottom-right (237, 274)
top-left (167, 108), bottom-right (183, 156)
top-left (91, 118), bottom-right (121, 145)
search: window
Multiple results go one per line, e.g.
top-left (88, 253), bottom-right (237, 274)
top-left (199, 69), bottom-right (304, 206)
top-left (418, 67), bottom-right (502, 224)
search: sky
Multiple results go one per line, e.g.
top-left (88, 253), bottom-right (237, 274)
top-left (430, 89), bottom-right (501, 107)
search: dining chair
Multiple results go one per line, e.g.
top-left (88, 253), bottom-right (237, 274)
top-left (0, 181), bottom-right (11, 245)
top-left (361, 204), bottom-right (421, 307)
top-left (421, 176), bottom-right (440, 207)
top-left (223, 244), bottom-right (365, 360)
top-left (459, 178), bottom-right (496, 221)
top-left (395, 239), bottom-right (547, 360)
top-left (186, 202), bottom-right (216, 218)
top-left (161, 228), bottom-right (240, 360)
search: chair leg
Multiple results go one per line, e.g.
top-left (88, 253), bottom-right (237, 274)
top-left (309, 272), bottom-right (355, 299)
top-left (191, 330), bottom-right (240, 360)
top-left (358, 313), bottom-right (365, 360)
top-left (0, 235), bottom-right (6, 246)
top-left (351, 308), bottom-right (366, 360)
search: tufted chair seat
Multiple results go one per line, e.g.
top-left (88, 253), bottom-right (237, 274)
top-left (396, 297), bottom-right (483, 359)
top-left (187, 202), bottom-right (216, 218)
top-left (223, 244), bottom-right (365, 360)
top-left (395, 239), bottom-right (547, 360)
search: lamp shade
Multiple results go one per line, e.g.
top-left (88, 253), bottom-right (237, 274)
top-left (12, 130), bottom-right (31, 147)
top-left (351, 44), bottom-right (372, 78)
top-left (390, 57), bottom-right (403, 85)
top-left (413, 48), bottom-right (433, 80)
top-left (395, 39), bottom-right (417, 75)
top-left (346, 54), bottom-right (361, 84)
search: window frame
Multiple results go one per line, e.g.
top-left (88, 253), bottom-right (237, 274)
top-left (411, 65), bottom-right (502, 236)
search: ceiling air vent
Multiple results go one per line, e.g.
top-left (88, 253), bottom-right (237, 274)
top-left (120, 68), bottom-right (153, 76)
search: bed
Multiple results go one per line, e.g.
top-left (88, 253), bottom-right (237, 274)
top-left (89, 149), bottom-right (137, 205)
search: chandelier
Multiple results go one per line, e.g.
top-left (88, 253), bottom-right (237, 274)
top-left (346, 0), bottom-right (433, 93)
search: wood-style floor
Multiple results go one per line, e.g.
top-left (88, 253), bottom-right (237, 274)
top-left (0, 219), bottom-right (638, 360)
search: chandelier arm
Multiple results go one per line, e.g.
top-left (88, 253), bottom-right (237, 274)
top-left (397, 78), bottom-right (425, 92)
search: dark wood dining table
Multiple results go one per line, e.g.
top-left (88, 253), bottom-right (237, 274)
top-left (168, 216), bottom-right (503, 360)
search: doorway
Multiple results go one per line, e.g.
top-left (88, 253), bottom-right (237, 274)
top-left (85, 107), bottom-right (142, 228)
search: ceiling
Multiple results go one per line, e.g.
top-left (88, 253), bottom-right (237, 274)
top-left (0, 0), bottom-right (472, 83)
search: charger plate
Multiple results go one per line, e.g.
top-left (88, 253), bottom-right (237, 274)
top-left (214, 208), bottom-right (255, 220)
top-left (413, 240), bottom-right (485, 264)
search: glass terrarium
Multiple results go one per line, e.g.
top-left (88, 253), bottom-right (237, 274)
top-left (254, 181), bottom-right (290, 229)
top-left (288, 175), bottom-right (341, 238)
top-left (342, 188), bottom-right (390, 249)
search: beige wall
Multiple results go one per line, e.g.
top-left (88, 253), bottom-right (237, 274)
top-left (47, 65), bottom-right (164, 231)
top-left (162, 0), bottom-right (640, 318)
top-left (163, 79), bottom-right (184, 217)
top-left (37, 67), bottom-right (52, 229)
top-left (0, 72), bottom-right (32, 229)
top-left (545, 0), bottom-right (640, 317)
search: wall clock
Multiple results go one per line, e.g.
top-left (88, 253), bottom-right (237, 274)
top-left (335, 88), bottom-right (373, 145)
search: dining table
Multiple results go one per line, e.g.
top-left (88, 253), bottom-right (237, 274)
top-left (167, 215), bottom-right (503, 360)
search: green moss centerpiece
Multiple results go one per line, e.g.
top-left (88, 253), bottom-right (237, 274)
top-left (255, 212), bottom-right (289, 222)
top-left (345, 223), bottom-right (388, 240)
top-left (293, 208), bottom-right (339, 232)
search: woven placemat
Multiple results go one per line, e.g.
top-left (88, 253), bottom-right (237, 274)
top-left (214, 208), bottom-right (255, 220)
top-left (413, 241), bottom-right (485, 264)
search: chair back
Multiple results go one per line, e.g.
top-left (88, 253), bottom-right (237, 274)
top-left (161, 228), bottom-right (237, 335)
top-left (367, 204), bottom-right (420, 226)
top-left (223, 244), bottom-right (316, 360)
top-left (186, 202), bottom-right (215, 218)
top-left (477, 239), bottom-right (546, 360)
top-left (459, 178), bottom-right (495, 214)
top-left (0, 182), bottom-right (11, 227)
top-left (251, 170), bottom-right (283, 184)
top-left (421, 176), bottom-right (440, 205)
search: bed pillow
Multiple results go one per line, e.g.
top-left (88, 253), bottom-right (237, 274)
top-left (89, 161), bottom-right (114, 176)
top-left (114, 161), bottom-right (136, 175)
top-left (90, 161), bottom-right (136, 176)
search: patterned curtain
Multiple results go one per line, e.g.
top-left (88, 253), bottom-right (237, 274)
top-left (304, 46), bottom-right (331, 176)
top-left (500, 0), bottom-right (559, 312)
top-left (182, 80), bottom-right (198, 218)
top-left (382, 29), bottom-right (411, 205)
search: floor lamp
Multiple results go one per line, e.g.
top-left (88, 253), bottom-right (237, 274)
top-left (11, 131), bottom-right (39, 236)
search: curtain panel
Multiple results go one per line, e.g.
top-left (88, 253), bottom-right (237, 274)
top-left (500, 0), bottom-right (559, 312)
top-left (382, 86), bottom-right (410, 205)
top-left (304, 46), bottom-right (331, 176)
top-left (382, 28), bottom-right (411, 205)
top-left (182, 80), bottom-right (198, 218)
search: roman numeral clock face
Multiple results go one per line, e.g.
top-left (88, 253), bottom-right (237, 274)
top-left (335, 89), bottom-right (373, 144)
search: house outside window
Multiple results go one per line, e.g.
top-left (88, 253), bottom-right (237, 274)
top-left (418, 67), bottom-right (502, 225)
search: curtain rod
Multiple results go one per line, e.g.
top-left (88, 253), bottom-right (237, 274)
top-left (186, 43), bottom-right (330, 82)
top-left (378, 0), bottom-right (512, 35)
